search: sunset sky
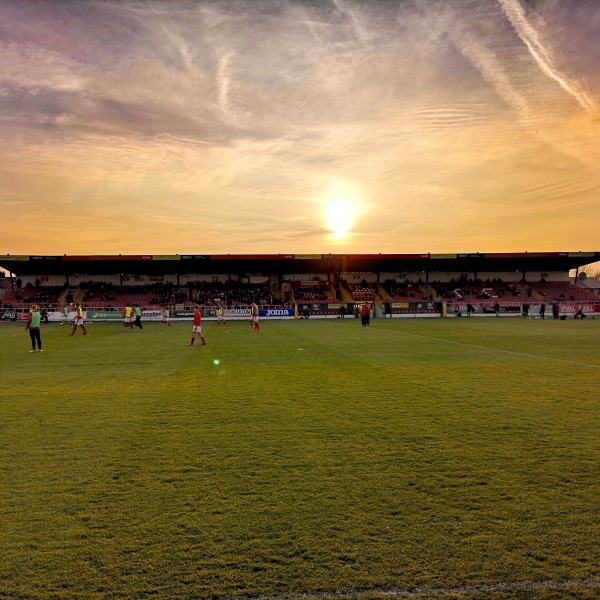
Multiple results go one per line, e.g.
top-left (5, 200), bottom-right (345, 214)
top-left (1, 0), bottom-right (599, 256)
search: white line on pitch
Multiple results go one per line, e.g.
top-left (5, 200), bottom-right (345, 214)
top-left (219, 577), bottom-right (600, 599)
top-left (377, 328), bottom-right (600, 368)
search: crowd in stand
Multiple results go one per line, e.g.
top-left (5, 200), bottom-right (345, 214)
top-left (429, 277), bottom-right (527, 301)
top-left (1, 276), bottom-right (598, 311)
top-left (79, 281), bottom-right (187, 307)
top-left (382, 279), bottom-right (425, 300)
top-left (190, 281), bottom-right (280, 307)
top-left (293, 282), bottom-right (329, 303)
top-left (346, 279), bottom-right (374, 302)
top-left (1, 280), bottom-right (67, 309)
top-left (533, 280), bottom-right (598, 303)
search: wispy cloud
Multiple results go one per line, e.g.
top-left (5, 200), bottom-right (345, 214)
top-left (1, 0), bottom-right (599, 254)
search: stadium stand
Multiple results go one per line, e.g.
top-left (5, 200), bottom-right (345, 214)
top-left (291, 281), bottom-right (330, 303)
top-left (382, 279), bottom-right (427, 301)
top-left (1, 253), bottom-right (598, 318)
top-left (75, 280), bottom-right (280, 309)
top-left (79, 282), bottom-right (186, 309)
top-left (430, 279), bottom-right (531, 303)
top-left (531, 280), bottom-right (598, 302)
top-left (348, 283), bottom-right (374, 302)
top-left (1, 284), bottom-right (66, 309)
top-left (189, 281), bottom-right (280, 307)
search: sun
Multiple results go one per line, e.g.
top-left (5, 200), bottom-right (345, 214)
top-left (326, 200), bottom-right (354, 235)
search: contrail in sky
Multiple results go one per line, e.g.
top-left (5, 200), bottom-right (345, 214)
top-left (217, 52), bottom-right (235, 121)
top-left (499, 0), bottom-right (597, 115)
top-left (455, 32), bottom-right (531, 117)
top-left (332, 0), bottom-right (368, 44)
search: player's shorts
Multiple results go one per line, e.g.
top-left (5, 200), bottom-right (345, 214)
top-left (75, 317), bottom-right (84, 325)
top-left (252, 315), bottom-right (259, 323)
top-left (192, 325), bottom-right (202, 333)
top-left (162, 317), bottom-right (169, 323)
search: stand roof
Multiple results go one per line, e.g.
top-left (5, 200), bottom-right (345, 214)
top-left (2, 252), bottom-right (598, 277)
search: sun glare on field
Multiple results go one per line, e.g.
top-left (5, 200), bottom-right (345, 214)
top-left (326, 200), bottom-right (354, 236)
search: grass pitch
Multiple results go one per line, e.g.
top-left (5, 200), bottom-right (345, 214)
top-left (1, 317), bottom-right (599, 599)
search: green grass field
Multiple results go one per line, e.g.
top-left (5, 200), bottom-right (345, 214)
top-left (1, 317), bottom-right (599, 599)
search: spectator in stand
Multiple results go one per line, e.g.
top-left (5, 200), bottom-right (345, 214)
top-left (26, 305), bottom-right (43, 352)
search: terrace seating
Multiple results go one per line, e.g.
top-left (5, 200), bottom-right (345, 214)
top-left (190, 281), bottom-right (281, 307)
top-left (430, 279), bottom-right (531, 303)
top-left (1, 284), bottom-right (65, 308)
top-left (348, 284), bottom-right (374, 301)
top-left (80, 281), bottom-right (187, 308)
top-left (75, 279), bottom-right (282, 309)
top-left (292, 282), bottom-right (330, 303)
top-left (382, 279), bottom-right (423, 301)
top-left (436, 278), bottom-right (598, 307)
top-left (294, 290), bottom-right (329, 302)
top-left (533, 281), bottom-right (598, 302)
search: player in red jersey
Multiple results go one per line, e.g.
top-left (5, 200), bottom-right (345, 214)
top-left (360, 302), bottom-right (371, 327)
top-left (187, 306), bottom-right (206, 346)
top-left (251, 302), bottom-right (260, 331)
top-left (161, 307), bottom-right (172, 327)
top-left (70, 304), bottom-right (88, 335)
